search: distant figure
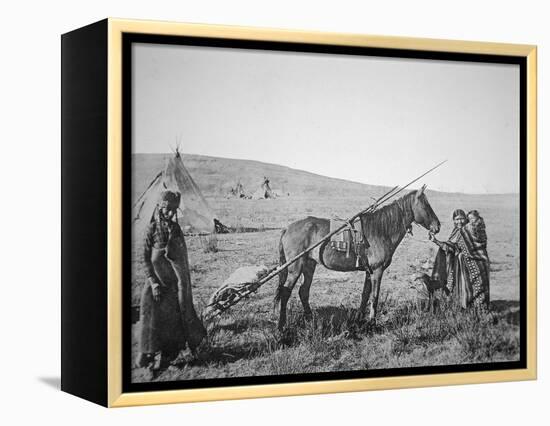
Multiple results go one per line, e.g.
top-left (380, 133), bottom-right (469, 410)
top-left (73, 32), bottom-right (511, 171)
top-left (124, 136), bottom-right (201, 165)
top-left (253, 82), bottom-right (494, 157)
top-left (429, 209), bottom-right (490, 310)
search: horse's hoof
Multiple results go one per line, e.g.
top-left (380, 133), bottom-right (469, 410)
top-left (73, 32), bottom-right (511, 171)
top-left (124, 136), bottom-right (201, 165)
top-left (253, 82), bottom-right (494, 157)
top-left (277, 326), bottom-right (294, 346)
top-left (355, 313), bottom-right (366, 323)
top-left (366, 318), bottom-right (377, 331)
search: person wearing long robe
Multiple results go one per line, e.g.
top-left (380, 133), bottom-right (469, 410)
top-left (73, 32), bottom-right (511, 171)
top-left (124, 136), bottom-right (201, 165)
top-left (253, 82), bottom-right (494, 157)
top-left (136, 190), bottom-right (206, 369)
top-left (429, 209), bottom-right (490, 310)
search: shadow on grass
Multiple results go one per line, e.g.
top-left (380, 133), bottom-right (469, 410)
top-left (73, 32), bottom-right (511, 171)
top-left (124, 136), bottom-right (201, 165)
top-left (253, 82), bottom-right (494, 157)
top-left (187, 344), bottom-right (259, 366)
top-left (313, 305), bottom-right (374, 333)
top-left (184, 314), bottom-right (280, 366)
top-left (274, 305), bottom-right (375, 346)
top-left (212, 318), bottom-right (274, 334)
top-left (490, 300), bottom-right (520, 325)
top-left (491, 300), bottom-right (520, 311)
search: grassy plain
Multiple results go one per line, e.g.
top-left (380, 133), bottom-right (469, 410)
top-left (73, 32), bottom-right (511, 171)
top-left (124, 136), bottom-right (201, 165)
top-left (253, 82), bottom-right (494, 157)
top-left (131, 154), bottom-right (520, 383)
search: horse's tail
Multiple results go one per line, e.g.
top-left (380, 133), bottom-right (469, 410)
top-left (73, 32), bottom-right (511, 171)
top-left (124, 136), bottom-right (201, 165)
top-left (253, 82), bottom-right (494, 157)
top-left (274, 228), bottom-right (288, 306)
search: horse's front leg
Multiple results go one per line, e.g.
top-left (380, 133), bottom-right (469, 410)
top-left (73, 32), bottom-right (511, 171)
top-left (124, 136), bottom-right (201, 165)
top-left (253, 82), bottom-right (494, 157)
top-left (358, 272), bottom-right (372, 320)
top-left (368, 268), bottom-right (384, 322)
top-left (426, 291), bottom-right (434, 313)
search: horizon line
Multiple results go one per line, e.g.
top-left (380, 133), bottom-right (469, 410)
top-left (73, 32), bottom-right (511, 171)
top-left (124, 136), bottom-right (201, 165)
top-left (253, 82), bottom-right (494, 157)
top-left (133, 151), bottom-right (520, 197)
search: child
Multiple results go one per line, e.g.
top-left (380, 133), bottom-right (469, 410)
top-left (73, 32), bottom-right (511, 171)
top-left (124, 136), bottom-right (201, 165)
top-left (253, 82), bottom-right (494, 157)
top-left (466, 209), bottom-right (487, 248)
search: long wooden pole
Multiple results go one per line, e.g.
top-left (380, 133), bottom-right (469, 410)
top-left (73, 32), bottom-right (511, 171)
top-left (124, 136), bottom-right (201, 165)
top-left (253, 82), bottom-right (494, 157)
top-left (204, 185), bottom-right (400, 319)
top-left (251, 185), bottom-right (400, 285)
top-left (205, 160), bottom-right (447, 318)
top-left (252, 159), bottom-right (447, 288)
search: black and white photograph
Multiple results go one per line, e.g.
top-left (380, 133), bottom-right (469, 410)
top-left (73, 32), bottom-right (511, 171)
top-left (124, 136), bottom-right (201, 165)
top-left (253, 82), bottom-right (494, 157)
top-left (5, 0), bottom-right (548, 419)
top-left (129, 40), bottom-right (523, 385)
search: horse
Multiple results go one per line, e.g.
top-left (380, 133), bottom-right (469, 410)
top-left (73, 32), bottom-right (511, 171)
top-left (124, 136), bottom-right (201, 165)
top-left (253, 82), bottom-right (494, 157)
top-left (275, 185), bottom-right (440, 330)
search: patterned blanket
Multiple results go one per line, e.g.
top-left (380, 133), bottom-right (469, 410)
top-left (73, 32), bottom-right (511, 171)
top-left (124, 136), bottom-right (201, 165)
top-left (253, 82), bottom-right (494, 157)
top-left (431, 226), bottom-right (490, 309)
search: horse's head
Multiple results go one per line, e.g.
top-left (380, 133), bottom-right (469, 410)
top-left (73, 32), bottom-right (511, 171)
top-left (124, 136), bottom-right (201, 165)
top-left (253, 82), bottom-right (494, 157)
top-left (411, 185), bottom-right (440, 234)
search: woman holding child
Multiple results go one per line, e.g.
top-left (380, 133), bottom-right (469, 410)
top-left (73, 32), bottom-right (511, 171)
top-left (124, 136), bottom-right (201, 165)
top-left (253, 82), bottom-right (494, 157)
top-left (429, 209), bottom-right (490, 310)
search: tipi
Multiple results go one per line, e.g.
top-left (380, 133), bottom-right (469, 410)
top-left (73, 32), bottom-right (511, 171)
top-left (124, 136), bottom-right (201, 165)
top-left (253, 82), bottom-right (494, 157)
top-left (252, 176), bottom-right (277, 199)
top-left (226, 181), bottom-right (250, 199)
top-left (133, 150), bottom-right (216, 236)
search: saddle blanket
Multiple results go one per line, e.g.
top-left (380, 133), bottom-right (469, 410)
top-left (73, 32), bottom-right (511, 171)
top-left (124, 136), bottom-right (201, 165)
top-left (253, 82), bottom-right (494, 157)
top-left (329, 217), bottom-right (366, 254)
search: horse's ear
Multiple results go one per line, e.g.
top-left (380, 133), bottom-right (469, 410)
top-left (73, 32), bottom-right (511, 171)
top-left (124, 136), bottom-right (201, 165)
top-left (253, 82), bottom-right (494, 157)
top-left (416, 184), bottom-right (427, 199)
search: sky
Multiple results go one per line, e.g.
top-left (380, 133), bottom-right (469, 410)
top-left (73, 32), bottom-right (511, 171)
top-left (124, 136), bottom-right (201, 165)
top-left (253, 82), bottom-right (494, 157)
top-left (132, 43), bottom-right (520, 194)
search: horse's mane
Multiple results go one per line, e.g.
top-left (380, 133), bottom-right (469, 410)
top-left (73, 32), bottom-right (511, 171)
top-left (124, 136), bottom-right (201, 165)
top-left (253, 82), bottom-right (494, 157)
top-left (364, 191), bottom-right (416, 237)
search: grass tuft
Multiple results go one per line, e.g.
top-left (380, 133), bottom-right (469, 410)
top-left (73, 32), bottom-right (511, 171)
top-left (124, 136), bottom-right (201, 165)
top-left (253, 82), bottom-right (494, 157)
top-left (200, 234), bottom-right (219, 253)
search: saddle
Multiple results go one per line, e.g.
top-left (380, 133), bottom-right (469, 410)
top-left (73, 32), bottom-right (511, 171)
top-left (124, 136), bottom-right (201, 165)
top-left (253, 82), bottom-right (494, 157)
top-left (328, 217), bottom-right (371, 272)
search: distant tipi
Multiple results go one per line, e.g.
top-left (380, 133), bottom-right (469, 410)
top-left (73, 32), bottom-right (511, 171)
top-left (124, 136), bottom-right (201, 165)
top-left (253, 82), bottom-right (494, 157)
top-left (133, 150), bottom-right (217, 236)
top-left (252, 176), bottom-right (277, 199)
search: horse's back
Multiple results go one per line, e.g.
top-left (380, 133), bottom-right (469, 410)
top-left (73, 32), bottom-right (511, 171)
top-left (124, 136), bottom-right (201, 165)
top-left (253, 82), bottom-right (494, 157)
top-left (285, 215), bottom-right (329, 231)
top-left (282, 216), bottom-right (330, 259)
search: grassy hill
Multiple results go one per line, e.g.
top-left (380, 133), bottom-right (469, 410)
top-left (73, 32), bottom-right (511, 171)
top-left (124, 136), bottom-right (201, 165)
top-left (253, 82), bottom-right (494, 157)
top-left (133, 153), bottom-right (390, 201)
top-left (133, 153), bottom-right (517, 204)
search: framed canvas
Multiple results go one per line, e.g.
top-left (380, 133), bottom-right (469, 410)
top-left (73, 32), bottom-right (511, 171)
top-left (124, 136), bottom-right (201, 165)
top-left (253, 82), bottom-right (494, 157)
top-left (61, 18), bottom-right (537, 407)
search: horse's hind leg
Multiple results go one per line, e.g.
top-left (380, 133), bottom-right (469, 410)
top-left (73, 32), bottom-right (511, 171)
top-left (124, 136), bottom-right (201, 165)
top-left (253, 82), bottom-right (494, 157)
top-left (426, 291), bottom-right (434, 313)
top-left (278, 261), bottom-right (303, 331)
top-left (299, 258), bottom-right (316, 320)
